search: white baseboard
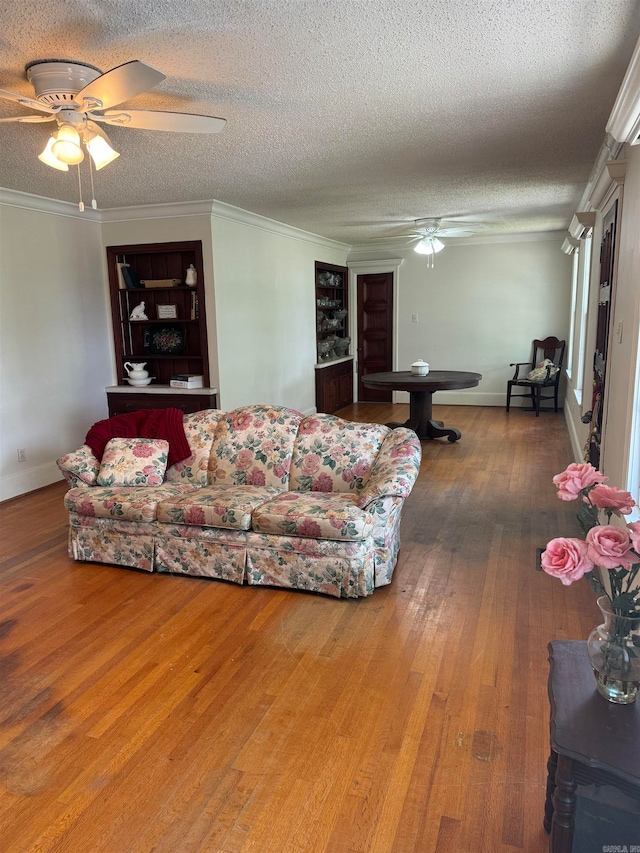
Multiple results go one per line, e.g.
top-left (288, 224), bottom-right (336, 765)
top-left (0, 462), bottom-right (63, 502)
top-left (565, 408), bottom-right (585, 463)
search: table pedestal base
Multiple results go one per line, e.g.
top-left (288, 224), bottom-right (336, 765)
top-left (387, 391), bottom-right (461, 442)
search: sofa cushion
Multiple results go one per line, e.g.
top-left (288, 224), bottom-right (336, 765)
top-left (64, 483), bottom-right (198, 522)
top-left (289, 414), bottom-right (390, 493)
top-left (97, 438), bottom-right (169, 486)
top-left (157, 485), bottom-right (282, 531)
top-left (166, 409), bottom-right (224, 486)
top-left (209, 405), bottom-right (303, 489)
top-left (252, 492), bottom-right (373, 541)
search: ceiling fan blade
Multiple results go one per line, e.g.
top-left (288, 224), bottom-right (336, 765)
top-left (97, 109), bottom-right (226, 133)
top-left (0, 114), bottom-right (55, 123)
top-left (76, 60), bottom-right (166, 110)
top-left (435, 226), bottom-right (486, 237)
top-left (366, 234), bottom-right (421, 243)
top-left (0, 88), bottom-right (54, 112)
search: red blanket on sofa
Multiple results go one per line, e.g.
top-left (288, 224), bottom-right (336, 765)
top-left (85, 408), bottom-right (191, 468)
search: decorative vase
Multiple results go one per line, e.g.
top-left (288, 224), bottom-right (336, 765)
top-left (185, 264), bottom-right (197, 285)
top-left (587, 595), bottom-right (640, 704)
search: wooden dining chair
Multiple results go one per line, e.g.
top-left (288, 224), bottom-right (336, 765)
top-left (506, 337), bottom-right (566, 416)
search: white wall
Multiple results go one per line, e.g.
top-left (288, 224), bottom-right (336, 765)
top-left (0, 196), bottom-right (110, 500)
top-left (349, 236), bottom-right (572, 405)
top-left (209, 213), bottom-right (347, 412)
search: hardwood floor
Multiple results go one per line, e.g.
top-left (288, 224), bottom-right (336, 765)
top-left (0, 404), bottom-right (599, 852)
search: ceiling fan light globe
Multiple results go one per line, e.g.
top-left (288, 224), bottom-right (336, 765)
top-left (432, 237), bottom-right (445, 253)
top-left (51, 137), bottom-right (84, 164)
top-left (51, 124), bottom-right (84, 164)
top-left (414, 239), bottom-right (433, 255)
top-left (38, 136), bottom-right (69, 171)
top-left (85, 133), bottom-right (119, 170)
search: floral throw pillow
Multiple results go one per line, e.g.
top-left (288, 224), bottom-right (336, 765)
top-left (97, 438), bottom-right (169, 487)
top-left (526, 358), bottom-right (559, 382)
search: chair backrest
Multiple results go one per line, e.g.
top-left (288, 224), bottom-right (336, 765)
top-left (532, 337), bottom-right (566, 371)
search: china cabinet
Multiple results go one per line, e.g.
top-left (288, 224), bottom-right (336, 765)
top-left (314, 261), bottom-right (353, 413)
top-left (106, 240), bottom-right (217, 412)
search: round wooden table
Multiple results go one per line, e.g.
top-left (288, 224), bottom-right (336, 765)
top-left (361, 370), bottom-right (482, 441)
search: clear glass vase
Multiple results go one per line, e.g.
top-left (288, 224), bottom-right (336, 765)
top-left (587, 595), bottom-right (640, 704)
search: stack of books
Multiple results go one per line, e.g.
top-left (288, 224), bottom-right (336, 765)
top-left (170, 374), bottom-right (204, 389)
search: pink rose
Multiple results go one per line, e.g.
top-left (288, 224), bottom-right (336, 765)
top-left (184, 506), bottom-right (206, 525)
top-left (628, 521), bottom-right (640, 554)
top-left (586, 525), bottom-right (634, 569)
top-left (312, 473), bottom-right (333, 492)
top-left (299, 417), bottom-right (320, 434)
top-left (353, 459), bottom-right (370, 478)
top-left (329, 514), bottom-right (344, 529)
top-left (78, 500), bottom-right (95, 516)
top-left (342, 468), bottom-right (354, 483)
top-left (146, 473), bottom-right (162, 486)
top-left (552, 463), bottom-right (607, 501)
top-left (587, 484), bottom-right (635, 516)
top-left (235, 448), bottom-right (254, 471)
top-left (329, 446), bottom-right (344, 460)
top-left (297, 518), bottom-right (322, 538)
top-left (301, 453), bottom-right (321, 476)
top-left (390, 444), bottom-right (414, 458)
top-left (247, 468), bottom-right (266, 486)
top-left (232, 412), bottom-right (253, 430)
top-left (317, 582), bottom-right (339, 596)
top-left (541, 538), bottom-right (594, 585)
top-left (133, 443), bottom-right (155, 458)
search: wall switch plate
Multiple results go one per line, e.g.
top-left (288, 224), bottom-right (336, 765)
top-left (17, 448), bottom-right (26, 463)
top-left (411, 314), bottom-right (418, 323)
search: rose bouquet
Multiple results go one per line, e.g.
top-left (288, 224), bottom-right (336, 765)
top-left (540, 462), bottom-right (640, 616)
top-left (540, 462), bottom-right (640, 702)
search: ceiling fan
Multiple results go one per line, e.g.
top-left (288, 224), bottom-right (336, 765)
top-left (370, 218), bottom-right (487, 266)
top-left (0, 59), bottom-right (226, 206)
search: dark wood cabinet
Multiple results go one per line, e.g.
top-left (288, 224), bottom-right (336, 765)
top-left (106, 240), bottom-right (217, 411)
top-left (106, 388), bottom-right (217, 417)
top-left (315, 261), bottom-right (353, 413)
top-left (315, 358), bottom-right (353, 415)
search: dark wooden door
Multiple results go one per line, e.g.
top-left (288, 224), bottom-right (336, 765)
top-left (587, 200), bottom-right (618, 468)
top-left (357, 272), bottom-right (394, 401)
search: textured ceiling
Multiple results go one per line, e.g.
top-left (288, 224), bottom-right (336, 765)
top-left (1, 0), bottom-right (639, 244)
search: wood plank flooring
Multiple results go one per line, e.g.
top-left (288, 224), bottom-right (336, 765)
top-left (0, 404), bottom-right (599, 852)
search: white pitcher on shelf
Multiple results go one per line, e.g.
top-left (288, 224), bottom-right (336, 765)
top-left (124, 362), bottom-right (149, 380)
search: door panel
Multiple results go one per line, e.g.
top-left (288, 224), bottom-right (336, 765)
top-left (587, 200), bottom-right (618, 468)
top-left (357, 272), bottom-right (394, 402)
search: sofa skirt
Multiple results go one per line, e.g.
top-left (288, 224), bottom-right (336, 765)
top-left (66, 498), bottom-right (406, 598)
top-left (68, 513), bottom-right (157, 572)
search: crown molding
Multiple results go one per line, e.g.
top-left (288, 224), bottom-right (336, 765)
top-left (0, 187), bottom-right (101, 221)
top-left (607, 159), bottom-right (628, 184)
top-left (99, 197), bottom-right (350, 252)
top-left (606, 35), bottom-right (640, 143)
top-left (561, 236), bottom-right (580, 255)
top-left (99, 199), bottom-right (215, 221)
top-left (588, 159), bottom-right (627, 211)
top-left (347, 258), bottom-right (405, 272)
top-left (209, 199), bottom-right (350, 252)
top-left (568, 212), bottom-right (596, 239)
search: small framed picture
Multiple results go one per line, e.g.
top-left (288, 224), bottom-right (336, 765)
top-left (157, 304), bottom-right (178, 319)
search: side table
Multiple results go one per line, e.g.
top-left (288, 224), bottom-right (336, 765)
top-left (545, 641), bottom-right (640, 852)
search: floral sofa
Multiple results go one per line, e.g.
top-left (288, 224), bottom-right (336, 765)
top-left (57, 405), bottom-right (422, 598)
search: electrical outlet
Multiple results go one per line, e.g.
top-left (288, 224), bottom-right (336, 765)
top-left (17, 448), bottom-right (26, 463)
top-left (411, 313), bottom-right (419, 323)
